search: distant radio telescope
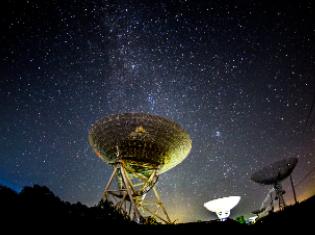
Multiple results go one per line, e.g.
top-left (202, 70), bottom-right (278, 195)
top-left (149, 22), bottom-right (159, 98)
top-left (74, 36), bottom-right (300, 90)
top-left (204, 196), bottom-right (241, 221)
top-left (251, 157), bottom-right (298, 211)
top-left (89, 113), bottom-right (192, 223)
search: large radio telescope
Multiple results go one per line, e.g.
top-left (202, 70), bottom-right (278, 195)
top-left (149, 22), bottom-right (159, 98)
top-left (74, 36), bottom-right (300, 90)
top-left (251, 157), bottom-right (298, 211)
top-left (204, 196), bottom-right (241, 221)
top-left (89, 113), bottom-right (192, 223)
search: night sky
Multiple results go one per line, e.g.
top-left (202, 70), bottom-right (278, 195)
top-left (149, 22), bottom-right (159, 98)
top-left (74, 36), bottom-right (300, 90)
top-left (1, 0), bottom-right (315, 222)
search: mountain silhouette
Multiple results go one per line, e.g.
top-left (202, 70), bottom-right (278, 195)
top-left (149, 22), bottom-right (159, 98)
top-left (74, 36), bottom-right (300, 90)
top-left (1, 184), bottom-right (315, 233)
top-left (0, 184), bottom-right (132, 225)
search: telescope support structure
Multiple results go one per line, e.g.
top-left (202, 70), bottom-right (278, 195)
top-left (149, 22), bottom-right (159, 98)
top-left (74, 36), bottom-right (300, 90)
top-left (102, 160), bottom-right (172, 224)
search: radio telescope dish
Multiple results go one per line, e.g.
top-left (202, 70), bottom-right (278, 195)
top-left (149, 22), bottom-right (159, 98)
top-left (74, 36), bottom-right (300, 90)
top-left (89, 112), bottom-right (192, 175)
top-left (204, 196), bottom-right (241, 221)
top-left (251, 157), bottom-right (298, 211)
top-left (89, 113), bottom-right (192, 223)
top-left (248, 216), bottom-right (258, 224)
top-left (251, 157), bottom-right (298, 185)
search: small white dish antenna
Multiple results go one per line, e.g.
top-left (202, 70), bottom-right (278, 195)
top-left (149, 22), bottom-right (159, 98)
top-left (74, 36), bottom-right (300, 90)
top-left (248, 215), bottom-right (258, 224)
top-left (204, 196), bottom-right (241, 221)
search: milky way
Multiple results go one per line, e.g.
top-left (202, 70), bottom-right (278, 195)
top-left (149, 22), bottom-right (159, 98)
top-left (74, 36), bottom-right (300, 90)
top-left (1, 0), bottom-right (315, 222)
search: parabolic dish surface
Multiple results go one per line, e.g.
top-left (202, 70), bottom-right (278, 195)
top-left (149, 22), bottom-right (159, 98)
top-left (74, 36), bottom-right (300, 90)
top-left (251, 157), bottom-right (298, 185)
top-left (89, 113), bottom-right (192, 175)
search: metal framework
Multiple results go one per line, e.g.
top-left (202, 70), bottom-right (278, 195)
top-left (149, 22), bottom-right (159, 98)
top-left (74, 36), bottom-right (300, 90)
top-left (273, 182), bottom-right (286, 210)
top-left (102, 157), bottom-right (172, 223)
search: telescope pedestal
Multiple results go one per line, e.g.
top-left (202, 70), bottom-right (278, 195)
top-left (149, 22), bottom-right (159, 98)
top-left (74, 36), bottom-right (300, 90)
top-left (274, 182), bottom-right (286, 211)
top-left (101, 161), bottom-right (172, 224)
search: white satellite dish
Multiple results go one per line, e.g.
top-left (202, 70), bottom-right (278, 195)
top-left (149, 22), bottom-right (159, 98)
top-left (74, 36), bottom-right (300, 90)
top-left (204, 196), bottom-right (241, 221)
top-left (248, 215), bottom-right (258, 224)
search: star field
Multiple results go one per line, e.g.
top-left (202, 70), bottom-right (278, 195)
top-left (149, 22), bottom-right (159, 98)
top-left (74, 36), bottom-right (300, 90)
top-left (1, 0), bottom-right (315, 222)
